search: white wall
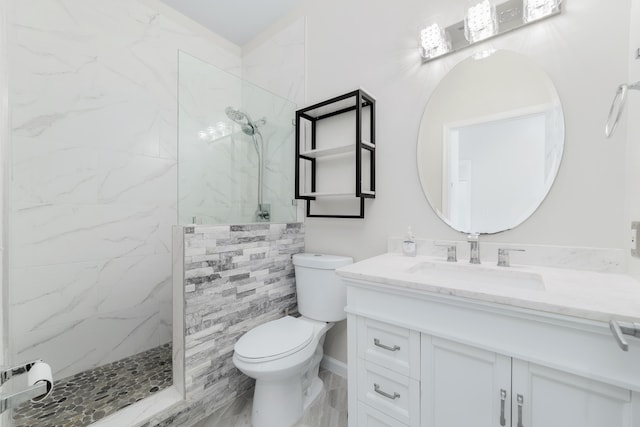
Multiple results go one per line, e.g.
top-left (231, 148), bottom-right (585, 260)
top-left (627, 1), bottom-right (640, 280)
top-left (7, 0), bottom-right (241, 379)
top-left (273, 0), bottom-right (631, 362)
top-left (0, 0), bottom-right (8, 424)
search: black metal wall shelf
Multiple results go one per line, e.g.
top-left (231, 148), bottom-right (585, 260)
top-left (295, 89), bottom-right (376, 218)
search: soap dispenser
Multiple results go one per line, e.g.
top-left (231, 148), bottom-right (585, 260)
top-left (402, 227), bottom-right (417, 257)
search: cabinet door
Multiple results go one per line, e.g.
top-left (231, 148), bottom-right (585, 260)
top-left (421, 335), bottom-right (511, 427)
top-left (512, 360), bottom-right (638, 427)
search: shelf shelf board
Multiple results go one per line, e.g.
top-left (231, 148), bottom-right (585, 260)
top-left (300, 140), bottom-right (375, 159)
top-left (298, 89), bottom-right (376, 120)
top-left (299, 190), bottom-right (376, 198)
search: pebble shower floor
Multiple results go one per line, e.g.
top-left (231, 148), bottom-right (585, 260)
top-left (12, 343), bottom-right (172, 427)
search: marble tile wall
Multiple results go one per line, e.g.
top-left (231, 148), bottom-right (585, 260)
top-left (8, 0), bottom-right (242, 379)
top-left (178, 48), bottom-right (300, 225)
top-left (242, 18), bottom-right (306, 107)
top-left (140, 223), bottom-right (304, 427)
top-left (177, 51), bottom-right (248, 225)
top-left (6, 2), bottom-right (307, 425)
top-left (242, 18), bottom-right (306, 223)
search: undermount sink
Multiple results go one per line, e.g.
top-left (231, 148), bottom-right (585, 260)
top-left (405, 260), bottom-right (545, 291)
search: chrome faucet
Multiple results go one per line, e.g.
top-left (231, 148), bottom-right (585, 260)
top-left (467, 233), bottom-right (480, 264)
top-left (435, 243), bottom-right (457, 262)
top-left (497, 248), bottom-right (525, 267)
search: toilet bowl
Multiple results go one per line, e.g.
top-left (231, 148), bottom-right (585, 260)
top-left (233, 316), bottom-right (331, 427)
top-left (232, 253), bottom-right (352, 427)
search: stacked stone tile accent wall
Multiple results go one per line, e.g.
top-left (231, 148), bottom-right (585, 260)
top-left (141, 223), bottom-right (305, 427)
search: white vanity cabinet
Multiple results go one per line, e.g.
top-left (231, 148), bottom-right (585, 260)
top-left (421, 336), bottom-right (511, 427)
top-left (421, 336), bottom-right (636, 427)
top-left (344, 278), bottom-right (640, 427)
top-left (511, 360), bottom-right (636, 427)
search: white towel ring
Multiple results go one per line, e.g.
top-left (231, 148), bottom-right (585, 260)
top-left (605, 81), bottom-right (640, 138)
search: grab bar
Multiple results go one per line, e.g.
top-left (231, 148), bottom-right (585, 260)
top-left (605, 81), bottom-right (640, 138)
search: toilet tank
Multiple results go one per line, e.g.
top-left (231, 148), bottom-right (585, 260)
top-left (292, 253), bottom-right (353, 322)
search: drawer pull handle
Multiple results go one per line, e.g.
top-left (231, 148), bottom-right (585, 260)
top-left (374, 383), bottom-right (400, 400)
top-left (517, 394), bottom-right (524, 427)
top-left (374, 338), bottom-right (400, 352)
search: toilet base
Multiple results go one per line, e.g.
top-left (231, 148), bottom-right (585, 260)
top-left (303, 376), bottom-right (324, 410)
top-left (251, 376), bottom-right (324, 427)
top-left (250, 333), bottom-right (328, 427)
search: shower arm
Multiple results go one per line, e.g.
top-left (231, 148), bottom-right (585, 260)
top-left (605, 81), bottom-right (640, 138)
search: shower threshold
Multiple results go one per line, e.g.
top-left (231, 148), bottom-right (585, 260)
top-left (12, 343), bottom-right (173, 427)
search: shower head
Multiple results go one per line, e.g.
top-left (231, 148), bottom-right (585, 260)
top-left (225, 106), bottom-right (248, 124)
top-left (225, 106), bottom-right (255, 135)
top-left (225, 107), bottom-right (266, 136)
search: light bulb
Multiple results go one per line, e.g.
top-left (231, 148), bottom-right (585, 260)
top-left (464, 0), bottom-right (497, 43)
top-left (420, 23), bottom-right (450, 59)
top-left (523, 0), bottom-right (560, 23)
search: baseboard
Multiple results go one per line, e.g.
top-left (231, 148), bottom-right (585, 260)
top-left (320, 355), bottom-right (347, 379)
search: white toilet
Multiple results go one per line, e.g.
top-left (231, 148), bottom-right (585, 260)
top-left (233, 253), bottom-right (353, 427)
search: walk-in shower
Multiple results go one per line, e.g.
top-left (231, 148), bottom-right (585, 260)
top-left (178, 51), bottom-right (297, 225)
top-left (224, 107), bottom-right (270, 221)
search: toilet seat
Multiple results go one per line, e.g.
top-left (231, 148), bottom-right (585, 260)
top-left (234, 316), bottom-right (315, 363)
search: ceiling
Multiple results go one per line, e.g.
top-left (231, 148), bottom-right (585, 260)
top-left (160, 0), bottom-right (304, 46)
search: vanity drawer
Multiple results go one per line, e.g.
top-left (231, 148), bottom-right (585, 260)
top-left (357, 360), bottom-right (420, 426)
top-left (357, 402), bottom-right (409, 427)
top-left (357, 317), bottom-right (420, 378)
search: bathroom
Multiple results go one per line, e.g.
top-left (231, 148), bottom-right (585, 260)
top-left (2, 0), bottom-right (640, 426)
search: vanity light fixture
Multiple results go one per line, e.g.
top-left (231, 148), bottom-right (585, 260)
top-left (420, 0), bottom-right (563, 63)
top-left (420, 23), bottom-right (451, 59)
top-left (523, 0), bottom-right (560, 23)
top-left (464, 0), bottom-right (497, 43)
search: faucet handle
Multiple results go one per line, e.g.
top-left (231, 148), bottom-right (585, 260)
top-left (497, 248), bottom-right (525, 267)
top-left (435, 243), bottom-right (457, 262)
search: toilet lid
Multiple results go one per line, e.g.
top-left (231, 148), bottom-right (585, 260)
top-left (235, 316), bottom-right (314, 361)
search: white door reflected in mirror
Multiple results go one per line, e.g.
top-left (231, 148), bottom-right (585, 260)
top-left (418, 50), bottom-right (565, 234)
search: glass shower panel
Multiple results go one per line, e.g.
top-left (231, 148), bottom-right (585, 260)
top-left (178, 52), bottom-right (297, 225)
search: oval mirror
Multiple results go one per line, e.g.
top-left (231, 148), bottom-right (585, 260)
top-left (417, 50), bottom-right (565, 234)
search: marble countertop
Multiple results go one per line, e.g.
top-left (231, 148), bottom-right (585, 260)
top-left (336, 253), bottom-right (640, 323)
